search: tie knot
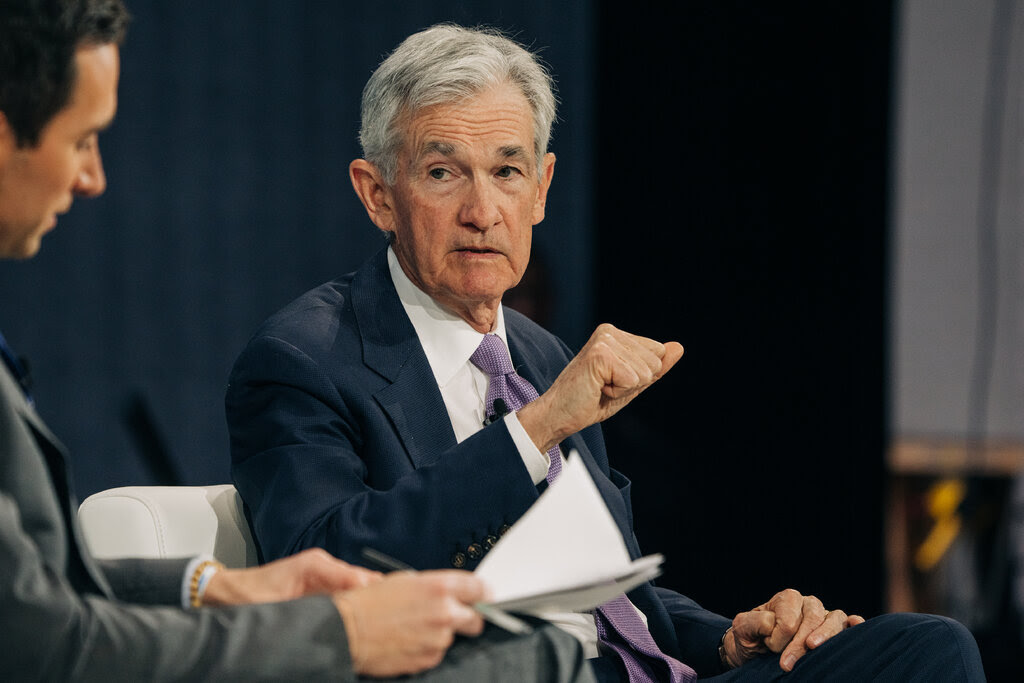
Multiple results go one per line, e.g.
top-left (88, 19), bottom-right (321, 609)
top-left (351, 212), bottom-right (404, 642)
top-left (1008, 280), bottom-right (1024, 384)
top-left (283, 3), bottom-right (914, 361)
top-left (470, 334), bottom-right (515, 377)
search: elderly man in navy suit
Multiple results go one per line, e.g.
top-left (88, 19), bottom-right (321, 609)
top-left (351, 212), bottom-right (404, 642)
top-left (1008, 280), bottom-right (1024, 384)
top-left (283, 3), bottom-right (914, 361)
top-left (227, 24), bottom-right (986, 682)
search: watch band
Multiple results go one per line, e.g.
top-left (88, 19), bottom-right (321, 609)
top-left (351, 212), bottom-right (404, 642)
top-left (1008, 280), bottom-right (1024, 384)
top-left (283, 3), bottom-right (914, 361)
top-left (719, 626), bottom-right (736, 670)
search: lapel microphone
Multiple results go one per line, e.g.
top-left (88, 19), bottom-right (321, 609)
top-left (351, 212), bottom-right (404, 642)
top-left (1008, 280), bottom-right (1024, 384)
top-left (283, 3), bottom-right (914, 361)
top-left (482, 397), bottom-right (510, 426)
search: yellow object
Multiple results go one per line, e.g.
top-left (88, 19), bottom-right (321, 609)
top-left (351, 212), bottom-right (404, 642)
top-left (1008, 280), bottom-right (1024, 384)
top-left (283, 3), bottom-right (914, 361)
top-left (913, 478), bottom-right (966, 571)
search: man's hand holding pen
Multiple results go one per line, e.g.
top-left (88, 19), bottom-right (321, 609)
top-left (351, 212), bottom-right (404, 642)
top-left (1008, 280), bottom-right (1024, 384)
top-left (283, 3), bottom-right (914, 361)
top-left (334, 570), bottom-right (490, 677)
top-left (361, 547), bottom-right (534, 636)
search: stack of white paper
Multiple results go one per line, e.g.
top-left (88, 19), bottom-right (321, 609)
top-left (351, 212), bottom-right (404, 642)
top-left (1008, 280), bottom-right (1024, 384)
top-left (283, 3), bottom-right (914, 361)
top-left (476, 452), bottom-right (663, 615)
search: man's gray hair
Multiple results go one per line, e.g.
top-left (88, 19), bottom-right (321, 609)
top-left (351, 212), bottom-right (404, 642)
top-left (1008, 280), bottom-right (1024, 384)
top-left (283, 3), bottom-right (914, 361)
top-left (359, 24), bottom-right (557, 185)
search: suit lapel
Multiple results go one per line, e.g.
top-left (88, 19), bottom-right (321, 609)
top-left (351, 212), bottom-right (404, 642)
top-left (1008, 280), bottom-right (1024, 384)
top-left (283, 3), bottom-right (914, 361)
top-left (0, 363), bottom-right (113, 596)
top-left (18, 399), bottom-right (66, 456)
top-left (352, 249), bottom-right (458, 468)
top-left (505, 319), bottom-right (556, 395)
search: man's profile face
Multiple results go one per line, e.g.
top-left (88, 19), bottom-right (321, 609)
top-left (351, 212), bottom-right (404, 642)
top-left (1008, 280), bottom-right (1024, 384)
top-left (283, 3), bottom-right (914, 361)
top-left (382, 83), bottom-right (555, 324)
top-left (0, 43), bottom-right (119, 259)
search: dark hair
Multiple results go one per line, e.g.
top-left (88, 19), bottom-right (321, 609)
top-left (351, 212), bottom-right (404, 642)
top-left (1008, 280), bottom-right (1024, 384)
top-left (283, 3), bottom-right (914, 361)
top-left (0, 0), bottom-right (129, 147)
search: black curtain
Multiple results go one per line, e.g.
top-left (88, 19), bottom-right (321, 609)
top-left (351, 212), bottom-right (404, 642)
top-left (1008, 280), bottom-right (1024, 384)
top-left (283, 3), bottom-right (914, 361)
top-left (595, 1), bottom-right (892, 619)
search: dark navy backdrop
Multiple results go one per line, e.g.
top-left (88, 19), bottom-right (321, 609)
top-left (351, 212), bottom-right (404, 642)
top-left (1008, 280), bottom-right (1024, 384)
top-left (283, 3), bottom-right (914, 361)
top-left (0, 0), bottom-right (594, 495)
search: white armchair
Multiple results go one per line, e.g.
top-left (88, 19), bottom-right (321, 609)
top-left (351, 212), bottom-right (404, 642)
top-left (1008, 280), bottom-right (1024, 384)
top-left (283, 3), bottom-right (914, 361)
top-left (78, 484), bottom-right (258, 568)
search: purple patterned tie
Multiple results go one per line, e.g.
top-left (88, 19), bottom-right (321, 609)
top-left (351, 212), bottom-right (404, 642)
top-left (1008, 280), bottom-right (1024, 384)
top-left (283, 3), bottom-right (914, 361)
top-left (470, 334), bottom-right (696, 682)
top-left (594, 598), bottom-right (697, 682)
top-left (470, 333), bottom-right (561, 481)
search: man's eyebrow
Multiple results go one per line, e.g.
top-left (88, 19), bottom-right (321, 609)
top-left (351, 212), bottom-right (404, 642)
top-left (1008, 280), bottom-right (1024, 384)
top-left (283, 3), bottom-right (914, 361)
top-left (416, 142), bottom-right (530, 162)
top-left (81, 117), bottom-right (115, 137)
top-left (499, 145), bottom-right (530, 161)
top-left (419, 140), bottom-right (456, 158)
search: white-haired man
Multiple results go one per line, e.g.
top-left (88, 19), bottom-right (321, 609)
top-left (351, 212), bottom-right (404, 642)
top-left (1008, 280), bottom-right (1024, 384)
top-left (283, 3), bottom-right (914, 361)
top-left (227, 24), bottom-right (985, 682)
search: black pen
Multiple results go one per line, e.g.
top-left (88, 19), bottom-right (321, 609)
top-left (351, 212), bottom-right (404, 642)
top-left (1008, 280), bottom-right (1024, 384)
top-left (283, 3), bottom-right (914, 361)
top-left (360, 547), bottom-right (533, 635)
top-left (361, 547), bottom-right (415, 572)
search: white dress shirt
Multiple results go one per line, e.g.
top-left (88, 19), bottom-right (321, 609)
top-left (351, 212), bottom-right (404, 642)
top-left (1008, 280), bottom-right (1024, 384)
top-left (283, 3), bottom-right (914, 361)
top-left (386, 248), bottom-right (556, 483)
top-left (388, 247), bottom-right (648, 658)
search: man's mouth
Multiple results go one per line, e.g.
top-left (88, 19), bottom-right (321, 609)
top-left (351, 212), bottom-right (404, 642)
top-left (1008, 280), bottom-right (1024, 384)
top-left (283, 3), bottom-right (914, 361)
top-left (457, 247), bottom-right (499, 254)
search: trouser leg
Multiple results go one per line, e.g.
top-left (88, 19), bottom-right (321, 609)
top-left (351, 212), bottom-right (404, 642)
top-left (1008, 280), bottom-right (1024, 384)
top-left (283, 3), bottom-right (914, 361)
top-left (703, 613), bottom-right (984, 682)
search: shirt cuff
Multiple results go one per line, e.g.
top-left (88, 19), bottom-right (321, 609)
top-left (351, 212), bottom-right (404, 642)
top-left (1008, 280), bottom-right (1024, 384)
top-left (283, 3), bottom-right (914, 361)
top-left (504, 412), bottom-right (553, 485)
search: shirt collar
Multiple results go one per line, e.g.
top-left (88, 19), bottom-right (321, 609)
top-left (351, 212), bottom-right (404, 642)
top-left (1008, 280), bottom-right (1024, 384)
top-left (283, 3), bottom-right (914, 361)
top-left (387, 247), bottom-right (508, 387)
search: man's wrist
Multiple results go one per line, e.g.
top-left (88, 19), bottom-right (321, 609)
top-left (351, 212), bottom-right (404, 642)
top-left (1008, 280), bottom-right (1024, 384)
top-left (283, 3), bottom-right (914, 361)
top-left (199, 566), bottom-right (252, 607)
top-left (517, 398), bottom-right (571, 453)
top-left (719, 627), bottom-right (740, 670)
top-left (333, 594), bottom-right (364, 673)
top-left (188, 559), bottom-right (226, 608)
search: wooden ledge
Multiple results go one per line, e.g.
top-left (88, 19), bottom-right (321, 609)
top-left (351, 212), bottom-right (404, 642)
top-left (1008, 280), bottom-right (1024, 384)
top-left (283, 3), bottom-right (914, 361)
top-left (889, 437), bottom-right (1024, 475)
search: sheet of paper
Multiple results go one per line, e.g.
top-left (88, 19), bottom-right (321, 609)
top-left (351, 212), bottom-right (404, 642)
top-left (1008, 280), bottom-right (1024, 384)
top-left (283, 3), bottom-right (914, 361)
top-left (475, 451), bottom-right (663, 613)
top-left (490, 554), bottom-right (663, 614)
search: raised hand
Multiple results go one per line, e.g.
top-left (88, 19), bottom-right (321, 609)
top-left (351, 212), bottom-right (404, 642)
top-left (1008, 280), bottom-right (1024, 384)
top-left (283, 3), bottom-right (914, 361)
top-left (519, 323), bottom-right (683, 452)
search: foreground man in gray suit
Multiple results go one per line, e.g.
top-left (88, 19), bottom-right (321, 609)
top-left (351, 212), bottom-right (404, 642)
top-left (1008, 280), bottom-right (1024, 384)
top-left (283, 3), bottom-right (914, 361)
top-left (0, 1), bottom-right (592, 680)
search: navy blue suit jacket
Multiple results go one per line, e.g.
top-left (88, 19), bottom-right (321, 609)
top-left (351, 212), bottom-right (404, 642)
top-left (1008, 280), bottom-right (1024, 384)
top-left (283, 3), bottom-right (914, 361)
top-left (227, 248), bottom-right (731, 676)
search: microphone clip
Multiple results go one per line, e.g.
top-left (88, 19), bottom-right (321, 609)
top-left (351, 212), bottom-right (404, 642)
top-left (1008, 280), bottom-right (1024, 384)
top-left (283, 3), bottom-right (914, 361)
top-left (482, 397), bottom-right (511, 426)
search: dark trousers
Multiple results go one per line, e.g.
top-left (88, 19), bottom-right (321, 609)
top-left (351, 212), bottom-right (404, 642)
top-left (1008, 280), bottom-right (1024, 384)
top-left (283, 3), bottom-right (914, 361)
top-left (397, 621), bottom-right (596, 683)
top-left (590, 613), bottom-right (985, 682)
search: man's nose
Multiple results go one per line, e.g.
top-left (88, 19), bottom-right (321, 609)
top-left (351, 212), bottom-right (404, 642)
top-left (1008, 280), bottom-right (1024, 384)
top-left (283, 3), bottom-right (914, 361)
top-left (458, 178), bottom-right (502, 230)
top-left (73, 145), bottom-right (107, 198)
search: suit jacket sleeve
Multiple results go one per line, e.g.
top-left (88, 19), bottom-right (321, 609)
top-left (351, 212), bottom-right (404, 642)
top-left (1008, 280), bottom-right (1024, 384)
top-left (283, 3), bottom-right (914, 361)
top-left (95, 557), bottom-right (189, 605)
top-left (653, 587), bottom-right (732, 674)
top-left (227, 332), bottom-right (541, 569)
top-left (0, 489), bottom-right (354, 682)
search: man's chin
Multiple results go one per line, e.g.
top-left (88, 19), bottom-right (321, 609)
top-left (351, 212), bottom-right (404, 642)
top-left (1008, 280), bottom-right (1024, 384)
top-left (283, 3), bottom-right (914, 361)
top-left (0, 236), bottom-right (44, 260)
top-left (455, 277), bottom-right (515, 304)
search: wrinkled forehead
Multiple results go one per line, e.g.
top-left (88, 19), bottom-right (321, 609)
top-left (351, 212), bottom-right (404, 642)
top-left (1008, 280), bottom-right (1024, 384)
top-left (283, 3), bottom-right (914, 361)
top-left (397, 85), bottom-right (538, 163)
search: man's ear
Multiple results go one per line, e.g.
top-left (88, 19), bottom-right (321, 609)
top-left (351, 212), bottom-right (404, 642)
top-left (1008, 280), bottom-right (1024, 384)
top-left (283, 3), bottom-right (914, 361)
top-left (0, 112), bottom-right (15, 166)
top-left (349, 159), bottom-right (397, 235)
top-left (531, 152), bottom-right (556, 225)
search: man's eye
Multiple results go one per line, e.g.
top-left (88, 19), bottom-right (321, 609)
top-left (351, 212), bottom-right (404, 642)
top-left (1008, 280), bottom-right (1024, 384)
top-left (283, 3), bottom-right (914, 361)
top-left (76, 135), bottom-right (96, 152)
top-left (496, 166), bottom-right (519, 179)
top-left (428, 168), bottom-right (448, 180)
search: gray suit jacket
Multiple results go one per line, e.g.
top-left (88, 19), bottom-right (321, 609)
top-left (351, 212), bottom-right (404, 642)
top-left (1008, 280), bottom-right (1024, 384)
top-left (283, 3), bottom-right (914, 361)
top-left (0, 359), bottom-right (354, 681)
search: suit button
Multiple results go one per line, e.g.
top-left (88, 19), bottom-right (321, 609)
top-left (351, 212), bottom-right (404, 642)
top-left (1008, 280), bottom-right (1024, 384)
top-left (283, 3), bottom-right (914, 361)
top-left (498, 524), bottom-right (512, 537)
top-left (467, 543), bottom-right (484, 560)
top-left (451, 552), bottom-right (467, 568)
top-left (483, 535), bottom-right (499, 550)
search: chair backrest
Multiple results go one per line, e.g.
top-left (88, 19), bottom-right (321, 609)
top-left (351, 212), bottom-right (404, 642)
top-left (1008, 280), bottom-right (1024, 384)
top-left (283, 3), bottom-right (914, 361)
top-left (78, 484), bottom-right (258, 568)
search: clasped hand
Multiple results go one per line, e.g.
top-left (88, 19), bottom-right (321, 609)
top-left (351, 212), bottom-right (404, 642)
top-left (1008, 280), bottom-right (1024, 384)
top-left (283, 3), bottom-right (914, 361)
top-left (723, 588), bottom-right (866, 671)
